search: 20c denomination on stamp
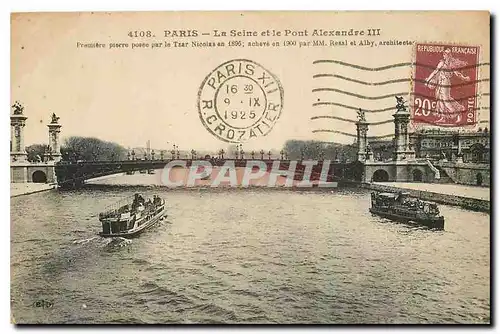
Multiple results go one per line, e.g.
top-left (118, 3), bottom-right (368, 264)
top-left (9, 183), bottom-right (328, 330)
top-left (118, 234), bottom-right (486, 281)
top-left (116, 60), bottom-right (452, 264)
top-left (413, 43), bottom-right (480, 128)
top-left (197, 59), bottom-right (284, 143)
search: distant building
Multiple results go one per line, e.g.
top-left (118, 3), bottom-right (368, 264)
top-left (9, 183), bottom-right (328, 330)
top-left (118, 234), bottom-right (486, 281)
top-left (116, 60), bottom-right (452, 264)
top-left (410, 128), bottom-right (490, 163)
top-left (368, 128), bottom-right (490, 164)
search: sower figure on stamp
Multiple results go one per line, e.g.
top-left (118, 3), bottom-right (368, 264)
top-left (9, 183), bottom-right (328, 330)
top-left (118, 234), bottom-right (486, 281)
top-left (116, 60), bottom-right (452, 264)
top-left (424, 48), bottom-right (470, 123)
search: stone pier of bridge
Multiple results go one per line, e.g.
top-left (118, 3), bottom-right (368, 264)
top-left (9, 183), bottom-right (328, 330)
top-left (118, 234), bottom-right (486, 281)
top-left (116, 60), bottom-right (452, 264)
top-left (355, 97), bottom-right (489, 187)
top-left (10, 103), bottom-right (61, 185)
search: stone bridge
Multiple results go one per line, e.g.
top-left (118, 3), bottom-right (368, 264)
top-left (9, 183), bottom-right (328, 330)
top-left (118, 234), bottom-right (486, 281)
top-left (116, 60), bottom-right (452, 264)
top-left (362, 159), bottom-right (490, 187)
top-left (363, 159), bottom-right (440, 183)
top-left (54, 159), bottom-right (363, 189)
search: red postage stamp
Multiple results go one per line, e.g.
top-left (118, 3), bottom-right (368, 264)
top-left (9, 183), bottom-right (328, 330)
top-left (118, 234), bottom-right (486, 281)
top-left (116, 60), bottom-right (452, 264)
top-left (413, 43), bottom-right (480, 127)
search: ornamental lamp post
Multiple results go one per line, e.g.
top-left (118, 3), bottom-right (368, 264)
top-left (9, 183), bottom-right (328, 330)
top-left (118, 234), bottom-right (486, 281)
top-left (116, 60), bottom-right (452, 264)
top-left (280, 149), bottom-right (284, 160)
top-left (171, 144), bottom-right (176, 159)
top-left (220, 149), bottom-right (225, 159)
top-left (175, 145), bottom-right (180, 159)
top-left (260, 149), bottom-right (264, 160)
top-left (131, 150), bottom-right (136, 161)
top-left (151, 149), bottom-right (155, 160)
top-left (268, 150), bottom-right (272, 160)
top-left (251, 150), bottom-right (255, 159)
top-left (46, 145), bottom-right (53, 161)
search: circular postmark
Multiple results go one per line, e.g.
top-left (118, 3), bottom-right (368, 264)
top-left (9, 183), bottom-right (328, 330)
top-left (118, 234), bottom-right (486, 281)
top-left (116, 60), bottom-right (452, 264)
top-left (197, 59), bottom-right (284, 143)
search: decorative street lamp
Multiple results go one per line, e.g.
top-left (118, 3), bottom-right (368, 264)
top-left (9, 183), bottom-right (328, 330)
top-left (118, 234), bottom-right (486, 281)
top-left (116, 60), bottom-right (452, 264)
top-left (220, 149), bottom-right (225, 159)
top-left (280, 149), bottom-right (284, 160)
top-left (131, 149), bottom-right (136, 161)
top-left (46, 145), bottom-right (53, 161)
top-left (173, 144), bottom-right (179, 159)
top-left (238, 144), bottom-right (243, 160)
top-left (260, 149), bottom-right (264, 160)
top-left (251, 150), bottom-right (255, 159)
top-left (171, 144), bottom-right (176, 159)
top-left (268, 150), bottom-right (272, 160)
top-left (151, 149), bottom-right (155, 160)
top-left (191, 149), bottom-right (196, 159)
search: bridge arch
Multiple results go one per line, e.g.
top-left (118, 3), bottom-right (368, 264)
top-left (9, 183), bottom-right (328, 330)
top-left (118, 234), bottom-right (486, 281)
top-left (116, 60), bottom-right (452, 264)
top-left (32, 170), bottom-right (47, 183)
top-left (476, 172), bottom-right (483, 186)
top-left (412, 169), bottom-right (423, 182)
top-left (470, 143), bottom-right (486, 163)
top-left (372, 169), bottom-right (389, 182)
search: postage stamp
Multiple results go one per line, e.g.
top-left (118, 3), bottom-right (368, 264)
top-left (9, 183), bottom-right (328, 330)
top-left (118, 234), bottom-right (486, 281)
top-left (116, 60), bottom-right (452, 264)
top-left (412, 43), bottom-right (480, 127)
top-left (197, 59), bottom-right (284, 143)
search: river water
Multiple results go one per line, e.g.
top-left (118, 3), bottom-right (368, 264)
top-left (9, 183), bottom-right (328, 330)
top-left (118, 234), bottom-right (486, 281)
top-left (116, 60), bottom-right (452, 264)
top-left (10, 174), bottom-right (490, 324)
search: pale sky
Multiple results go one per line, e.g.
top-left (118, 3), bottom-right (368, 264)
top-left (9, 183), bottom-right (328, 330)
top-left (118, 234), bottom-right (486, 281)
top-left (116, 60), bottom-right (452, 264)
top-left (11, 12), bottom-right (490, 152)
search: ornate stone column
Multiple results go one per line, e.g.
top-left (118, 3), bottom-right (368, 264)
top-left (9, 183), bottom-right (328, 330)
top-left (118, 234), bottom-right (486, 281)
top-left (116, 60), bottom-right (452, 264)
top-left (10, 101), bottom-right (28, 163)
top-left (356, 109), bottom-right (369, 162)
top-left (47, 113), bottom-right (62, 162)
top-left (392, 96), bottom-right (415, 161)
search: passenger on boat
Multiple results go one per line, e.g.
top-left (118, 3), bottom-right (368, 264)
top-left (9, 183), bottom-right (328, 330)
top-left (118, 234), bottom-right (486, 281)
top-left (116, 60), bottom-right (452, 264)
top-left (153, 195), bottom-right (162, 206)
top-left (132, 194), bottom-right (145, 211)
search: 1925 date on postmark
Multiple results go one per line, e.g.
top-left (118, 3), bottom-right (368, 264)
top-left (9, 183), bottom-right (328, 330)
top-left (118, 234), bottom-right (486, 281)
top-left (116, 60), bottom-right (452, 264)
top-left (413, 43), bottom-right (480, 127)
top-left (197, 59), bottom-right (284, 143)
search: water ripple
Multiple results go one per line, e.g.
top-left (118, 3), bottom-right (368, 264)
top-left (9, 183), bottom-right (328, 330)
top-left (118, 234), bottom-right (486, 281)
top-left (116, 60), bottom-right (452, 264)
top-left (10, 187), bottom-right (490, 324)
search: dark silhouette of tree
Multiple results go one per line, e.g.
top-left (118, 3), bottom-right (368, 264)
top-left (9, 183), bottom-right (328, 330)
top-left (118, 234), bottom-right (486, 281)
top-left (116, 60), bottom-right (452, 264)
top-left (283, 140), bottom-right (357, 162)
top-left (60, 136), bottom-right (127, 162)
top-left (26, 144), bottom-right (47, 162)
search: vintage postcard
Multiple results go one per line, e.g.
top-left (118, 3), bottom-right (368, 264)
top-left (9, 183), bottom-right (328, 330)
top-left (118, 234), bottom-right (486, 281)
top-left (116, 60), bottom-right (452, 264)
top-left (10, 11), bottom-right (490, 324)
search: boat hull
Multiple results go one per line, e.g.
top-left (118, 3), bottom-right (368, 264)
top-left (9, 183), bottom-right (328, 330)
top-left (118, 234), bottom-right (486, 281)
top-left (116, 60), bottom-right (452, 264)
top-left (369, 207), bottom-right (444, 230)
top-left (99, 209), bottom-right (167, 238)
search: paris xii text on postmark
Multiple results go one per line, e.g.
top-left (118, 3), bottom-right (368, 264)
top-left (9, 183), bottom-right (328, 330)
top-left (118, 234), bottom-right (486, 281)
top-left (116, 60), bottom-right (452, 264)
top-left (197, 59), bottom-right (284, 143)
